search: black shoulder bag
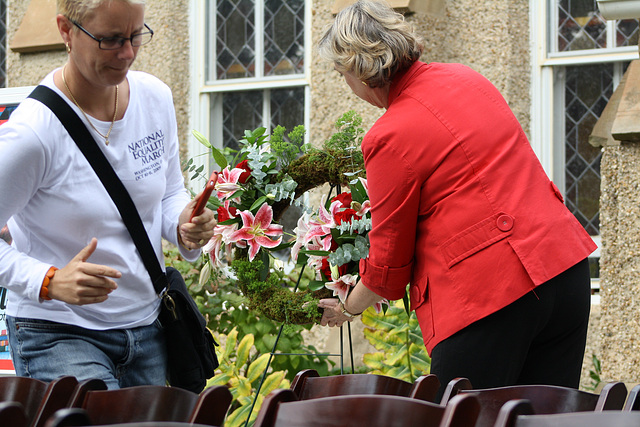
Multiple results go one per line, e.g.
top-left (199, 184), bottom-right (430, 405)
top-left (28, 85), bottom-right (218, 393)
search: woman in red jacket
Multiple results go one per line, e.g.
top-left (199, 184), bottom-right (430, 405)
top-left (317, 0), bottom-right (596, 397)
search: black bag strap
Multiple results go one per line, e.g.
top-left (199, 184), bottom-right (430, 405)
top-left (28, 85), bottom-right (168, 294)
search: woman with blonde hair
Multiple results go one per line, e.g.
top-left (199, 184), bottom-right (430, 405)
top-left (0, 0), bottom-right (215, 388)
top-left (318, 0), bottom-right (595, 398)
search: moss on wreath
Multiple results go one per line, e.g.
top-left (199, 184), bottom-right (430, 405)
top-left (232, 257), bottom-right (332, 324)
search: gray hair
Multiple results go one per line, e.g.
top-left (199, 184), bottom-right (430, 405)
top-left (318, 0), bottom-right (423, 88)
top-left (57, 0), bottom-right (145, 24)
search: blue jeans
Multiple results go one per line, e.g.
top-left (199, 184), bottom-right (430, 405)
top-left (6, 316), bottom-right (167, 389)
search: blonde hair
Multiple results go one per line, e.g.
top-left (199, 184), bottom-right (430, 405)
top-left (58, 0), bottom-right (145, 24)
top-left (318, 0), bottom-right (423, 88)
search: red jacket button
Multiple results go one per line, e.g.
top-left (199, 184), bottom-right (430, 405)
top-left (497, 214), bottom-right (514, 231)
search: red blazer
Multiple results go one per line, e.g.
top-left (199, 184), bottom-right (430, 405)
top-left (359, 61), bottom-right (596, 353)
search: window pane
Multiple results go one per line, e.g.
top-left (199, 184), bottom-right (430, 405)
top-left (564, 64), bottom-right (615, 236)
top-left (616, 19), bottom-right (639, 47)
top-left (264, 0), bottom-right (305, 76)
top-left (558, 0), bottom-right (606, 51)
top-left (270, 87), bottom-right (304, 132)
top-left (222, 91), bottom-right (263, 150)
top-left (216, 0), bottom-right (256, 79)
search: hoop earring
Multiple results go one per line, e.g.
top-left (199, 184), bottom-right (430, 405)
top-left (66, 43), bottom-right (71, 54)
top-left (361, 81), bottom-right (368, 86)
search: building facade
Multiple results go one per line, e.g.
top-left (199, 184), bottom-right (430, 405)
top-left (2, 0), bottom-right (639, 387)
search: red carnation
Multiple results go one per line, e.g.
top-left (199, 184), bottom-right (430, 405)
top-left (236, 160), bottom-right (252, 184)
top-left (331, 192), bottom-right (352, 208)
top-left (217, 205), bottom-right (238, 222)
top-left (334, 208), bottom-right (358, 226)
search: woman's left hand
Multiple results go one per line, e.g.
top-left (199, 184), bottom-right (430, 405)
top-left (318, 298), bottom-right (354, 327)
top-left (177, 193), bottom-right (217, 250)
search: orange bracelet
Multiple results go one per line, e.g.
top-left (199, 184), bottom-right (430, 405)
top-left (40, 267), bottom-right (58, 301)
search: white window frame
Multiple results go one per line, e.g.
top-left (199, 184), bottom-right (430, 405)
top-left (529, 1), bottom-right (639, 180)
top-left (189, 0), bottom-right (312, 189)
top-left (530, 1), bottom-right (639, 299)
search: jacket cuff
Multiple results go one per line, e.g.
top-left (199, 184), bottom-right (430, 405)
top-left (359, 257), bottom-right (413, 300)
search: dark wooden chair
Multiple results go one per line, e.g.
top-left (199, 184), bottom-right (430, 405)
top-left (290, 369), bottom-right (440, 402)
top-left (46, 384), bottom-right (232, 426)
top-left (0, 401), bottom-right (29, 427)
top-left (623, 383), bottom-right (640, 410)
top-left (254, 388), bottom-right (480, 427)
top-left (0, 375), bottom-right (80, 427)
top-left (495, 399), bottom-right (640, 427)
top-left (65, 379), bottom-right (107, 408)
top-left (32, 378), bottom-right (107, 427)
top-left (43, 409), bottom-right (217, 427)
top-left (440, 378), bottom-right (628, 427)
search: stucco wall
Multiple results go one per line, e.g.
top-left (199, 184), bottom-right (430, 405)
top-left (599, 143), bottom-right (640, 384)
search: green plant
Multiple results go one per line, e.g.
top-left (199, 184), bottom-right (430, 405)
top-left (586, 353), bottom-right (602, 391)
top-left (164, 245), bottom-right (333, 380)
top-left (361, 299), bottom-right (431, 383)
top-left (207, 328), bottom-right (290, 427)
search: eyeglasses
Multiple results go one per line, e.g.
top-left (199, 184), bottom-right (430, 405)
top-left (70, 20), bottom-right (154, 50)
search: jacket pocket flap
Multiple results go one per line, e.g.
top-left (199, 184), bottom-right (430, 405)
top-left (441, 213), bottom-right (514, 268)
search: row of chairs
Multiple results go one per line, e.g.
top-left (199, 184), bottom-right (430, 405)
top-left (254, 369), bottom-right (640, 427)
top-left (0, 375), bottom-right (232, 427)
top-left (2, 369), bottom-right (640, 426)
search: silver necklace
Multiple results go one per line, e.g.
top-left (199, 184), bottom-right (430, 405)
top-left (61, 66), bottom-right (118, 145)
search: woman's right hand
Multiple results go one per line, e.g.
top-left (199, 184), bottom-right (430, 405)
top-left (47, 238), bottom-right (121, 305)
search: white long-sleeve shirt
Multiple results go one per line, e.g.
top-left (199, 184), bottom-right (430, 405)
top-left (0, 69), bottom-right (199, 330)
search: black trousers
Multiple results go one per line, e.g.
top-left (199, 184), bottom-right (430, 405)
top-left (430, 258), bottom-right (591, 402)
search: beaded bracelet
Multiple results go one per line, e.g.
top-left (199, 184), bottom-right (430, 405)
top-left (40, 266), bottom-right (58, 301)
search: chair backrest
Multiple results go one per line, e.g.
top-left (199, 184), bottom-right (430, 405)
top-left (290, 369), bottom-right (440, 402)
top-left (188, 385), bottom-right (233, 426)
top-left (65, 379), bottom-right (107, 409)
top-left (0, 376), bottom-right (79, 427)
top-left (506, 410), bottom-right (640, 427)
top-left (623, 383), bottom-right (640, 410)
top-left (0, 401), bottom-right (28, 427)
top-left (254, 388), bottom-right (480, 427)
top-left (30, 376), bottom-right (82, 427)
top-left (444, 380), bottom-right (627, 427)
top-left (78, 385), bottom-right (201, 424)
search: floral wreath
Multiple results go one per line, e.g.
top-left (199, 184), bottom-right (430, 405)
top-left (190, 111), bottom-right (388, 325)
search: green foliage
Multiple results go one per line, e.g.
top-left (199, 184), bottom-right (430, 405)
top-left (164, 246), bottom-right (332, 381)
top-left (207, 328), bottom-right (290, 427)
top-left (270, 124), bottom-right (307, 169)
top-left (361, 300), bottom-right (431, 383)
top-left (586, 353), bottom-right (602, 391)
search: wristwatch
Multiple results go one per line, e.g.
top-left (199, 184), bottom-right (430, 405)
top-left (339, 301), bottom-right (362, 318)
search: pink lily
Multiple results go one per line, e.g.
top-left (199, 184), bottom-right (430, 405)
top-left (372, 298), bottom-right (390, 314)
top-left (306, 235), bottom-right (333, 274)
top-left (324, 273), bottom-right (358, 303)
top-left (356, 199), bottom-right (371, 216)
top-left (216, 167), bottom-right (245, 200)
top-left (304, 197), bottom-right (342, 242)
top-left (291, 211), bottom-right (312, 262)
top-left (203, 222), bottom-right (238, 267)
top-left (229, 203), bottom-right (283, 261)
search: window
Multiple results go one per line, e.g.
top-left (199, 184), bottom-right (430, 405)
top-left (191, 0), bottom-right (310, 168)
top-left (531, 0), bottom-right (639, 290)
